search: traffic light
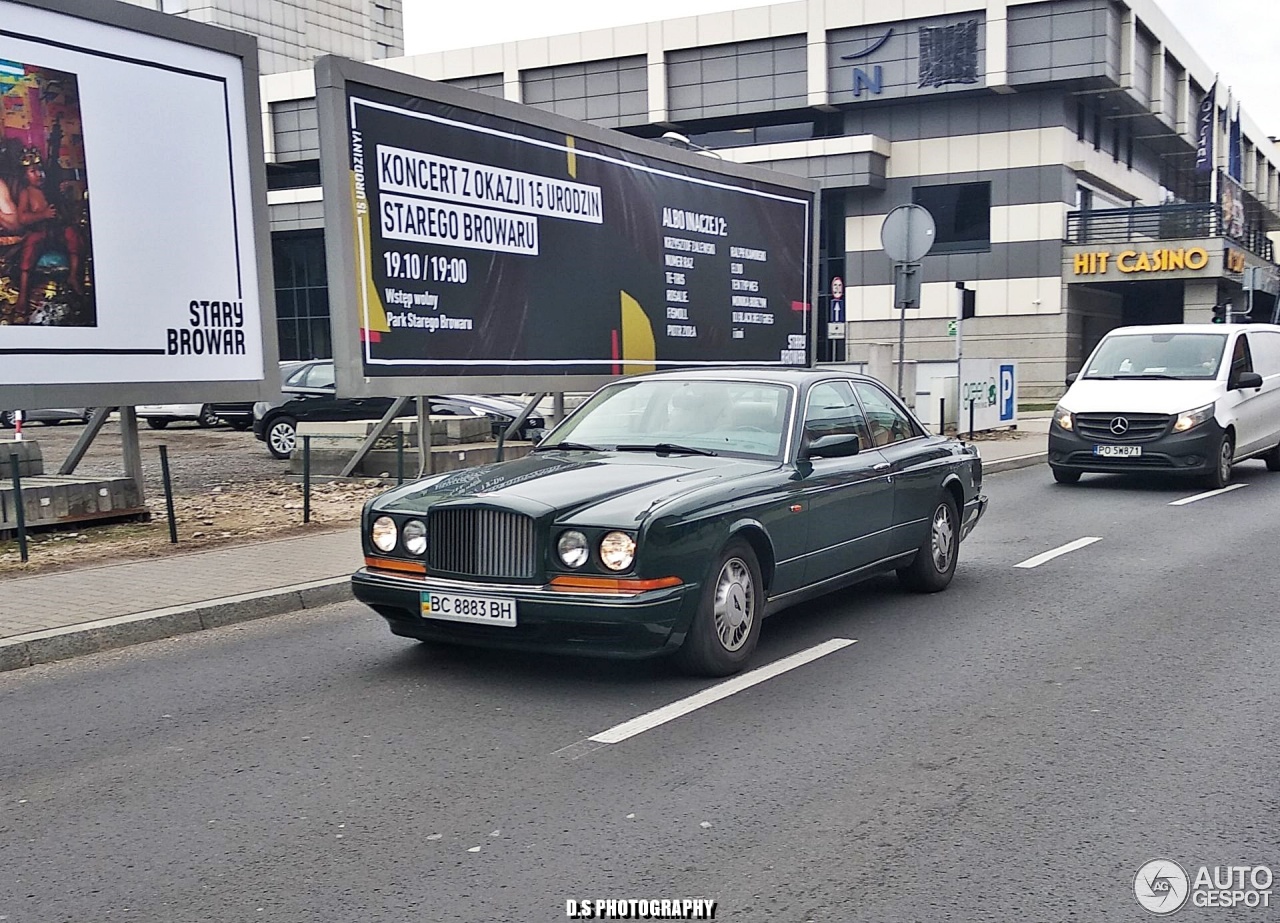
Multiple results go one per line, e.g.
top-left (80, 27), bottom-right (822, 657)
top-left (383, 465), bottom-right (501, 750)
top-left (961, 287), bottom-right (977, 320)
top-left (1212, 304), bottom-right (1250, 324)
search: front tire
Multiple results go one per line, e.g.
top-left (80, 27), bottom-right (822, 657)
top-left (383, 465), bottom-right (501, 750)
top-left (677, 539), bottom-right (763, 677)
top-left (146, 418), bottom-right (169, 430)
top-left (227, 418), bottom-right (252, 431)
top-left (196, 405), bottom-right (219, 428)
top-left (1204, 432), bottom-right (1234, 489)
top-left (266, 417), bottom-right (297, 459)
top-left (1264, 442), bottom-right (1280, 472)
top-left (897, 494), bottom-right (959, 593)
top-left (1052, 467), bottom-right (1081, 484)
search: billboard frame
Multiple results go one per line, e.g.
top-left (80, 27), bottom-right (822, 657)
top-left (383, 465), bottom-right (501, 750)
top-left (0, 0), bottom-right (280, 410)
top-left (314, 54), bottom-right (820, 399)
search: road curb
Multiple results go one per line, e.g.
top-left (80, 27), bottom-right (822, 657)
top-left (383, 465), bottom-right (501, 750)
top-left (983, 451), bottom-right (1048, 474)
top-left (0, 577), bottom-right (353, 674)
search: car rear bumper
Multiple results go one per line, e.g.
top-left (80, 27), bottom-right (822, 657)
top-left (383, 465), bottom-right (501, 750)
top-left (352, 567), bottom-right (697, 659)
top-left (1049, 422), bottom-right (1221, 475)
top-left (960, 494), bottom-right (987, 540)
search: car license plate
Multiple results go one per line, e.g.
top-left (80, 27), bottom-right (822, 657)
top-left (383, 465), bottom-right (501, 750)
top-left (420, 590), bottom-right (517, 627)
top-left (1094, 445), bottom-right (1142, 458)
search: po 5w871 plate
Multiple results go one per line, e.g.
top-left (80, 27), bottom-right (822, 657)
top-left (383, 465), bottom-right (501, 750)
top-left (420, 590), bottom-right (517, 627)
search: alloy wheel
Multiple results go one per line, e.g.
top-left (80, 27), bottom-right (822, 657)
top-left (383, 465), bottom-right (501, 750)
top-left (930, 502), bottom-right (955, 572)
top-left (713, 556), bottom-right (755, 652)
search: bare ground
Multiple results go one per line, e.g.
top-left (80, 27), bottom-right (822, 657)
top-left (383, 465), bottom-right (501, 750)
top-left (0, 419), bottom-right (388, 576)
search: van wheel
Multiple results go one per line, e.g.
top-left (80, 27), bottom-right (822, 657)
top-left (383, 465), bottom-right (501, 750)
top-left (1204, 432), bottom-right (1234, 489)
top-left (1264, 442), bottom-right (1280, 472)
top-left (1052, 467), bottom-right (1081, 484)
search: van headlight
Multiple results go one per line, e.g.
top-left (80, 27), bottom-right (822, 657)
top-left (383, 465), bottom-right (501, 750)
top-left (1173, 403), bottom-right (1214, 433)
top-left (371, 515), bottom-right (398, 553)
top-left (599, 532), bottom-right (636, 571)
top-left (1053, 405), bottom-right (1073, 431)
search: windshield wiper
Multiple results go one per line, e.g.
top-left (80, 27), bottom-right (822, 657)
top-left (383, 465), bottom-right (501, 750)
top-left (535, 441), bottom-right (600, 452)
top-left (1086, 373), bottom-right (1183, 380)
top-left (615, 442), bottom-right (718, 457)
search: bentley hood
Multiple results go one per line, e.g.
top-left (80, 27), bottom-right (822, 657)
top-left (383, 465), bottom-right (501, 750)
top-left (374, 450), bottom-right (778, 526)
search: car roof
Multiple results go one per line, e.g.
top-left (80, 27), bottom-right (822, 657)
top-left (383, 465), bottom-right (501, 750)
top-left (615, 366), bottom-right (878, 386)
top-left (1103, 323), bottom-right (1280, 336)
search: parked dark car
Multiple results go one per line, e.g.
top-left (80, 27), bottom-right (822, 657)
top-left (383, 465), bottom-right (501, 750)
top-left (352, 368), bottom-right (987, 676)
top-left (252, 359), bottom-right (545, 458)
top-left (0, 407), bottom-right (92, 427)
top-left (211, 360), bottom-right (310, 431)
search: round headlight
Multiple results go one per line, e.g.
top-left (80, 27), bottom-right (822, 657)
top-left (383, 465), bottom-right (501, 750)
top-left (557, 530), bottom-right (589, 568)
top-left (402, 519), bottom-right (427, 555)
top-left (599, 531), bottom-right (636, 571)
top-left (371, 515), bottom-right (398, 553)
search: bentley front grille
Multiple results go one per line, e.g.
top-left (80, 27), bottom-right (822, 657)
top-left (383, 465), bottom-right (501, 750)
top-left (427, 508), bottom-right (537, 579)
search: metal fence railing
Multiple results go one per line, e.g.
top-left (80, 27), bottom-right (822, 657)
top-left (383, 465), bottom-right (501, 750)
top-left (1066, 203), bottom-right (1275, 262)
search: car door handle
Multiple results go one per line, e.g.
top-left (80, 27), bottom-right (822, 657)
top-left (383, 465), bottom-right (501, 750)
top-left (873, 462), bottom-right (891, 471)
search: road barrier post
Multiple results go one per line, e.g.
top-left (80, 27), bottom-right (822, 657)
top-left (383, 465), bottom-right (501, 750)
top-left (158, 445), bottom-right (178, 544)
top-left (303, 436), bottom-right (312, 524)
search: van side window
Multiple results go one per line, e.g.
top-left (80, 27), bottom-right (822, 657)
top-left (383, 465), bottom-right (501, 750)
top-left (1247, 330), bottom-right (1280, 377)
top-left (1229, 335), bottom-right (1254, 387)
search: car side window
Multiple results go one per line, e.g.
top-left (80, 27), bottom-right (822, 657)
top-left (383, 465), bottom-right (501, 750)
top-left (851, 382), bottom-right (919, 447)
top-left (1230, 335), bottom-right (1254, 386)
top-left (307, 363), bottom-right (336, 390)
top-left (803, 381), bottom-right (871, 448)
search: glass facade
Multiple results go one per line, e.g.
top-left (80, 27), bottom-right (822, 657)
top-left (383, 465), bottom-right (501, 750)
top-left (272, 231), bottom-right (331, 362)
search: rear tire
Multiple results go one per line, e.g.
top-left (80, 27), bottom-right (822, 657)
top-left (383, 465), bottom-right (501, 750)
top-left (1052, 467), bottom-right (1081, 484)
top-left (266, 417), bottom-right (297, 459)
top-left (0, 411), bottom-right (14, 428)
top-left (1264, 442), bottom-right (1280, 472)
top-left (196, 405), bottom-right (219, 428)
top-left (1203, 432), bottom-right (1234, 489)
top-left (146, 418), bottom-right (169, 429)
top-left (677, 539), bottom-right (763, 677)
top-left (897, 494), bottom-right (959, 593)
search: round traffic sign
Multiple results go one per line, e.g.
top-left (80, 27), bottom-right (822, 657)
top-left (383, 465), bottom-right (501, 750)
top-left (880, 204), bottom-right (936, 263)
top-left (831, 276), bottom-right (844, 300)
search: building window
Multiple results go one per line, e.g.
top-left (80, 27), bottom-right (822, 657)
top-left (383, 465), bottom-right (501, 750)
top-left (272, 231), bottom-right (331, 362)
top-left (912, 182), bottom-right (991, 253)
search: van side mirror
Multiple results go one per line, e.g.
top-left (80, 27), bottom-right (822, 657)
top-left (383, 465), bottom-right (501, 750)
top-left (802, 433), bottom-right (861, 459)
top-left (1236, 371), bottom-right (1263, 390)
top-left (1065, 372), bottom-right (1079, 386)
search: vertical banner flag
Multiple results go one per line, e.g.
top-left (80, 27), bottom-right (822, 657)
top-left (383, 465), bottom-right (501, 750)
top-left (1195, 80), bottom-right (1217, 177)
top-left (1229, 98), bottom-right (1243, 182)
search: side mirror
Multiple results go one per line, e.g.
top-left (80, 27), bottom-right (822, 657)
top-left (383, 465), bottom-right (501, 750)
top-left (1236, 371), bottom-right (1264, 390)
top-left (1065, 372), bottom-right (1079, 386)
top-left (803, 433), bottom-right (861, 459)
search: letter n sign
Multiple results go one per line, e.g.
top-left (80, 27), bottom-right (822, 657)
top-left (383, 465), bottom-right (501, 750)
top-left (854, 65), bottom-right (884, 97)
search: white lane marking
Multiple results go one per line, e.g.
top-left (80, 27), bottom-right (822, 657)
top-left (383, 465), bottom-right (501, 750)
top-left (587, 638), bottom-right (858, 746)
top-left (1014, 536), bottom-right (1102, 569)
top-left (1169, 483), bottom-right (1247, 506)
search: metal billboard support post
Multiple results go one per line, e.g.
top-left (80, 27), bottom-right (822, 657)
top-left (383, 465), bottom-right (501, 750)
top-left (58, 407), bottom-right (115, 475)
top-left (417, 398), bottom-right (432, 478)
top-left (119, 407), bottom-right (145, 505)
top-left (496, 393), bottom-right (547, 462)
top-left (338, 396), bottom-right (411, 479)
top-left (8, 452), bottom-right (28, 563)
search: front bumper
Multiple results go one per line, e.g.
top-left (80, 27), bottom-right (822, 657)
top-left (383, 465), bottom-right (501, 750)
top-left (352, 567), bottom-right (698, 659)
top-left (1048, 421), bottom-right (1222, 475)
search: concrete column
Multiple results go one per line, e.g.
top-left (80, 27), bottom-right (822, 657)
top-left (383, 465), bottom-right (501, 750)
top-left (1184, 279), bottom-right (1219, 324)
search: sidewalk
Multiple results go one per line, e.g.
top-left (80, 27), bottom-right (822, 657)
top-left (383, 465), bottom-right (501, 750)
top-left (0, 428), bottom-right (1048, 672)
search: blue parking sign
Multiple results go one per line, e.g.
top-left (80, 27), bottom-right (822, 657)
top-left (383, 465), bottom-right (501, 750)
top-left (999, 364), bottom-right (1015, 421)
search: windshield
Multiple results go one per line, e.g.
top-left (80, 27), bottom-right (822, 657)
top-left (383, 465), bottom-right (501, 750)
top-left (1083, 333), bottom-right (1227, 380)
top-left (541, 379), bottom-right (793, 459)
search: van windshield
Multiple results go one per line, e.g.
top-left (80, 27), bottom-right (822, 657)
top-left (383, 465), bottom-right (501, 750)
top-left (1083, 333), bottom-right (1227, 380)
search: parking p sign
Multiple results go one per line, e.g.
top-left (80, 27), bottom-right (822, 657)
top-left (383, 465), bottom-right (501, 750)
top-left (999, 364), bottom-right (1016, 422)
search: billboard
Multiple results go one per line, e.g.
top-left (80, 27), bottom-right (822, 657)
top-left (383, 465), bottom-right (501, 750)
top-left (316, 57), bottom-right (818, 397)
top-left (0, 0), bottom-right (276, 409)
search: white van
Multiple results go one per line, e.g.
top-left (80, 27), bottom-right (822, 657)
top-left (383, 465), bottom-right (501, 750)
top-left (1048, 323), bottom-right (1280, 487)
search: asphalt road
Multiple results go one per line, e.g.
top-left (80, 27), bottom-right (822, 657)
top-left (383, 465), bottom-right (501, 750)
top-left (4, 462), bottom-right (1280, 922)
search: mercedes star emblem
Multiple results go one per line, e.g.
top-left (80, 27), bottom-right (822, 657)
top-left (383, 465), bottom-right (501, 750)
top-left (1109, 417), bottom-right (1130, 435)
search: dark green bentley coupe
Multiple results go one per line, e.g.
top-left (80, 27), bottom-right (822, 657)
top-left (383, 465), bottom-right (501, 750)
top-left (352, 368), bottom-right (987, 675)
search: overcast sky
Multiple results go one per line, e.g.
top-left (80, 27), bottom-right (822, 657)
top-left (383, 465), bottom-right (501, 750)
top-left (402, 0), bottom-right (1280, 137)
